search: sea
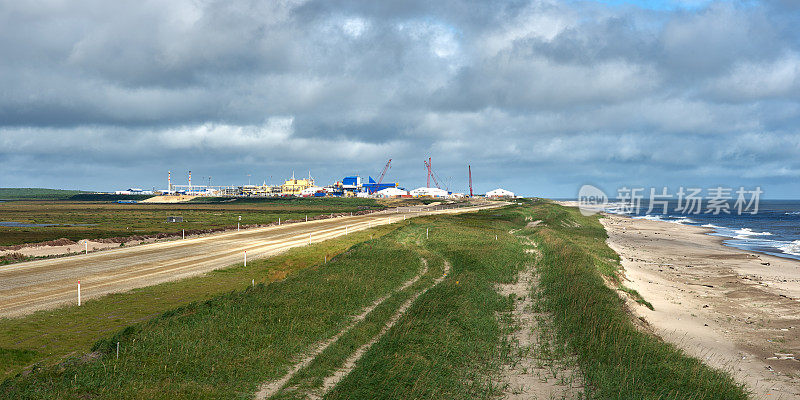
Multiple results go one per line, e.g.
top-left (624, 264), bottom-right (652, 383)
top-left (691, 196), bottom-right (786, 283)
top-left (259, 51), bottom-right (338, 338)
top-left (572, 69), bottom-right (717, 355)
top-left (599, 200), bottom-right (800, 261)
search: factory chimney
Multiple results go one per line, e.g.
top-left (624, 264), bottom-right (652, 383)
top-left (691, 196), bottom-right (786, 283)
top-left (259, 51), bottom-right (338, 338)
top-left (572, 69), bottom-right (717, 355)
top-left (189, 170), bottom-right (192, 191)
top-left (168, 171), bottom-right (172, 193)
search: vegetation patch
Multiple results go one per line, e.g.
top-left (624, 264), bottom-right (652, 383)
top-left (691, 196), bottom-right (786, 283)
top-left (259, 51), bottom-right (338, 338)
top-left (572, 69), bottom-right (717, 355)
top-left (0, 188), bottom-right (88, 200)
top-left (517, 201), bottom-right (747, 399)
top-left (0, 202), bottom-right (748, 399)
top-left (0, 222), bottom-right (402, 379)
top-left (0, 198), bottom-right (387, 247)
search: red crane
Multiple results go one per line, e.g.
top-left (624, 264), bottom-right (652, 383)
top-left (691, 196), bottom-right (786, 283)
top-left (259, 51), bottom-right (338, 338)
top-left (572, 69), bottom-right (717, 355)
top-left (423, 157), bottom-right (444, 190)
top-left (468, 165), bottom-right (473, 197)
top-left (377, 159), bottom-right (392, 184)
top-left (424, 158), bottom-right (432, 188)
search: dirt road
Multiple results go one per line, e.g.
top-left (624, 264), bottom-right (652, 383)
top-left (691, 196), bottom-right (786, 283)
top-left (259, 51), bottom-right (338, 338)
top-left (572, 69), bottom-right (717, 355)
top-left (0, 203), bottom-right (500, 318)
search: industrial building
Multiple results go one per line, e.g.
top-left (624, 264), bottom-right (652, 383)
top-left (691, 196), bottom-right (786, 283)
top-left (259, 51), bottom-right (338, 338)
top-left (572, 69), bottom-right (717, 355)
top-left (281, 173), bottom-right (315, 196)
top-left (375, 187), bottom-right (410, 198)
top-left (126, 159), bottom-right (514, 200)
top-left (410, 187), bottom-right (449, 198)
top-left (486, 188), bottom-right (515, 198)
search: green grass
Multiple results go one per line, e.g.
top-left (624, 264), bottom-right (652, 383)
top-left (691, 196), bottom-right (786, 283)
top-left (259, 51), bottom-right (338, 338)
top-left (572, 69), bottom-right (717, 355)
top-left (271, 251), bottom-right (447, 399)
top-left (0, 222), bottom-right (402, 379)
top-left (327, 212), bottom-right (527, 399)
top-left (0, 202), bottom-right (749, 399)
top-left (518, 200), bottom-right (748, 399)
top-left (1, 224), bottom-right (422, 399)
top-left (0, 188), bottom-right (88, 200)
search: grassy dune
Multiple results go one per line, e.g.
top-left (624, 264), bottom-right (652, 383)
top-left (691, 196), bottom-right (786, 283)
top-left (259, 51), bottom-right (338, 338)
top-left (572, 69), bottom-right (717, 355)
top-left (517, 201), bottom-right (748, 399)
top-left (328, 210), bottom-right (526, 399)
top-left (1, 201), bottom-right (749, 399)
top-left (0, 223), bottom-right (401, 379)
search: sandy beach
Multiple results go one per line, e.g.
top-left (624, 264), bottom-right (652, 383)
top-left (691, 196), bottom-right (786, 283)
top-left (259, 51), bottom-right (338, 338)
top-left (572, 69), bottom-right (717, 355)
top-left (598, 212), bottom-right (800, 399)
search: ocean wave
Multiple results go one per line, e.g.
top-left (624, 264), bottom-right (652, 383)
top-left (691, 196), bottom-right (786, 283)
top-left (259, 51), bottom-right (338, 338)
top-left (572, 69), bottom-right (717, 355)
top-left (778, 240), bottom-right (800, 256)
top-left (733, 228), bottom-right (772, 239)
top-left (632, 215), bottom-right (696, 225)
top-left (785, 211), bottom-right (800, 215)
top-left (632, 215), bottom-right (667, 222)
top-left (701, 223), bottom-right (722, 229)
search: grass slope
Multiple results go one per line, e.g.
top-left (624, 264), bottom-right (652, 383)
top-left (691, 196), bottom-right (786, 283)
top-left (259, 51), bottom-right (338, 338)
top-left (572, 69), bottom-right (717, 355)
top-left (1, 202), bottom-right (749, 399)
top-left (518, 200), bottom-right (748, 399)
top-left (327, 211), bottom-right (527, 399)
top-left (0, 223), bottom-right (401, 379)
top-left (1, 224), bottom-right (422, 399)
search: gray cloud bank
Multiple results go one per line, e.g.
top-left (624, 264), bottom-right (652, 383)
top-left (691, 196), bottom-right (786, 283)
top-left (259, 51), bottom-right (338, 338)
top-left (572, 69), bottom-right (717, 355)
top-left (1, 0), bottom-right (799, 197)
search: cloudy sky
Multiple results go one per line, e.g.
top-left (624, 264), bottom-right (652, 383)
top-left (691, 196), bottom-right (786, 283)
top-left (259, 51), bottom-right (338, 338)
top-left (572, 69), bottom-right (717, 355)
top-left (1, 0), bottom-right (798, 198)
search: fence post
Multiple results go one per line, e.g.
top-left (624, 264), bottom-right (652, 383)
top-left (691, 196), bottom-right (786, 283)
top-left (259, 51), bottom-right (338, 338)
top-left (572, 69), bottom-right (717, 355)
top-left (77, 280), bottom-right (81, 306)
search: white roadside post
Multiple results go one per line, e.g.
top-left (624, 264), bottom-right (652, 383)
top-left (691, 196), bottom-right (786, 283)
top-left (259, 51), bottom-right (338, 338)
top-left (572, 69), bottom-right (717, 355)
top-left (238, 215), bottom-right (242, 231)
top-left (309, 233), bottom-right (312, 245)
top-left (77, 280), bottom-right (81, 306)
top-left (116, 342), bottom-right (119, 359)
top-left (182, 229), bottom-right (185, 239)
top-left (426, 228), bottom-right (429, 239)
top-left (324, 255), bottom-right (327, 264)
top-left (252, 279), bottom-right (255, 287)
top-left (306, 215), bottom-right (308, 222)
top-left (244, 251), bottom-right (247, 267)
top-left (84, 241), bottom-right (88, 254)
top-left (345, 226), bottom-right (348, 236)
top-left (278, 217), bottom-right (281, 225)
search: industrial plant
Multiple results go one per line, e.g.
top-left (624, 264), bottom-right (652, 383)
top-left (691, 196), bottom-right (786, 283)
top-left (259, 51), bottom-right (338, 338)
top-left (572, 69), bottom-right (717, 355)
top-left (113, 158), bottom-right (516, 200)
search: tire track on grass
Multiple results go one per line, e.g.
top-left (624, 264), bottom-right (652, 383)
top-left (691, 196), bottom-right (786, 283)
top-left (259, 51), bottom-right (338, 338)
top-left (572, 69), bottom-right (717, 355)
top-left (306, 260), bottom-right (452, 400)
top-left (254, 258), bottom-right (430, 400)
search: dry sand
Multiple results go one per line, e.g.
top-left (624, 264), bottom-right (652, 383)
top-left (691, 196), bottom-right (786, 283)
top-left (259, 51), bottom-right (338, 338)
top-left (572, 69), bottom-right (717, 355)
top-left (599, 213), bottom-right (800, 399)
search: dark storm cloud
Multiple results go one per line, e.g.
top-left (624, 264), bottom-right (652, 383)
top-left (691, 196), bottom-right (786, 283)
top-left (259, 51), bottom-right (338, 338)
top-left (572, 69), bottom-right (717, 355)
top-left (1, 0), bottom-right (799, 197)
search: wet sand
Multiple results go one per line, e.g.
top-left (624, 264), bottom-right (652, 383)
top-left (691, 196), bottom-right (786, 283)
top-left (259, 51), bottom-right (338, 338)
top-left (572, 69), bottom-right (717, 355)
top-left (600, 213), bottom-right (800, 399)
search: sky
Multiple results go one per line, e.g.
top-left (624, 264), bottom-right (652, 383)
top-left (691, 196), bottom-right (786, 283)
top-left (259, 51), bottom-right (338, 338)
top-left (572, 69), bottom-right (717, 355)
top-left (0, 0), bottom-right (799, 198)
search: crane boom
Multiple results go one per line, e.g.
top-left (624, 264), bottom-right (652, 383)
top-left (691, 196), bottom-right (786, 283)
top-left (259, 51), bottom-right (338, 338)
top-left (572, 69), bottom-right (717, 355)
top-left (377, 159), bottom-right (392, 184)
top-left (423, 158), bottom-right (444, 190)
top-left (425, 158), bottom-right (432, 188)
top-left (468, 165), bottom-right (473, 197)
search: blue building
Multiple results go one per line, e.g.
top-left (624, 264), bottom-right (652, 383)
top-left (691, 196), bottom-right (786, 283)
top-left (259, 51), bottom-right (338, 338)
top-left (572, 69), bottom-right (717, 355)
top-left (361, 176), bottom-right (397, 194)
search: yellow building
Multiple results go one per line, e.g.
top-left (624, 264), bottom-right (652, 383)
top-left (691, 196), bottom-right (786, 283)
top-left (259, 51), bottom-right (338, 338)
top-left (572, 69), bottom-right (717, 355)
top-left (281, 174), bottom-right (315, 195)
